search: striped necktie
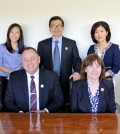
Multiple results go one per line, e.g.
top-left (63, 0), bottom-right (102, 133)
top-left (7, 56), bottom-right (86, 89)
top-left (30, 76), bottom-right (37, 111)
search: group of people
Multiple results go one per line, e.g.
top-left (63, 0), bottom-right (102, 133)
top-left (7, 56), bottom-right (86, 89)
top-left (0, 16), bottom-right (120, 113)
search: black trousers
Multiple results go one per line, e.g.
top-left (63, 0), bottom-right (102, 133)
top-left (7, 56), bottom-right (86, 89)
top-left (0, 76), bottom-right (8, 110)
top-left (58, 77), bottom-right (72, 113)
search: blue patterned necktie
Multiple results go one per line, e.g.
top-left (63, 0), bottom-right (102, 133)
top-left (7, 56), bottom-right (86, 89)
top-left (30, 76), bottom-right (37, 111)
top-left (53, 40), bottom-right (60, 76)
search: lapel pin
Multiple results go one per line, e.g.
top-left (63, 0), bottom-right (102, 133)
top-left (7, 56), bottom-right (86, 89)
top-left (101, 88), bottom-right (104, 91)
top-left (40, 84), bottom-right (44, 88)
top-left (65, 47), bottom-right (68, 50)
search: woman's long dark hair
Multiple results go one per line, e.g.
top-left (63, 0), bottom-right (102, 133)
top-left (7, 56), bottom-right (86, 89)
top-left (5, 23), bottom-right (25, 54)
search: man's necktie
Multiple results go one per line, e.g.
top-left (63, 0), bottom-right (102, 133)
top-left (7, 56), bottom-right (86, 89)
top-left (30, 76), bottom-right (37, 111)
top-left (53, 40), bottom-right (60, 76)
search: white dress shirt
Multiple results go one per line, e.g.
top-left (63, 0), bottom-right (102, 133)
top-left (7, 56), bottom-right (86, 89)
top-left (27, 69), bottom-right (39, 111)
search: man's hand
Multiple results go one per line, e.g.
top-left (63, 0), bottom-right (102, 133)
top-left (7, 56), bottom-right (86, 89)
top-left (105, 71), bottom-right (111, 77)
top-left (69, 73), bottom-right (81, 81)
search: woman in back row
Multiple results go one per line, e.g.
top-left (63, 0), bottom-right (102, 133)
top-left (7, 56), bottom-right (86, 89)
top-left (87, 21), bottom-right (120, 79)
top-left (0, 23), bottom-right (25, 109)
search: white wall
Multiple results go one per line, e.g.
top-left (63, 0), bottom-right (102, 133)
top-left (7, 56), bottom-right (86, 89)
top-left (0, 0), bottom-right (120, 103)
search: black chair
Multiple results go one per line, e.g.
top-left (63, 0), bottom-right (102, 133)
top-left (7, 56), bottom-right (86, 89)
top-left (0, 77), bottom-right (3, 110)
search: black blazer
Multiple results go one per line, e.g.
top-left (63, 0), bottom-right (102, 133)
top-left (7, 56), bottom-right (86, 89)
top-left (5, 69), bottom-right (64, 112)
top-left (70, 79), bottom-right (116, 113)
top-left (87, 43), bottom-right (120, 74)
top-left (37, 36), bottom-right (82, 102)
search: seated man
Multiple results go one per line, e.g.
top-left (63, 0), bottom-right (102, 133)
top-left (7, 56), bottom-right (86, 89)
top-left (4, 47), bottom-right (64, 113)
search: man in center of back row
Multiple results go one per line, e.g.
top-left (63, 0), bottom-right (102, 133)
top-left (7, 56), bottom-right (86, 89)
top-left (37, 16), bottom-right (82, 112)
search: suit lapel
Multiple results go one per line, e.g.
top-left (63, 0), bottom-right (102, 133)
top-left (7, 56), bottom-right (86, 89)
top-left (61, 37), bottom-right (68, 69)
top-left (98, 81), bottom-right (105, 112)
top-left (82, 80), bottom-right (91, 112)
top-left (39, 69), bottom-right (45, 109)
top-left (21, 70), bottom-right (29, 110)
top-left (45, 38), bottom-right (53, 69)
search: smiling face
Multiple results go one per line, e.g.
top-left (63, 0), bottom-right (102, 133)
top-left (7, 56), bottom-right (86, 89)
top-left (49, 19), bottom-right (64, 39)
top-left (85, 60), bottom-right (102, 80)
top-left (9, 26), bottom-right (20, 43)
top-left (22, 49), bottom-right (40, 75)
top-left (94, 26), bottom-right (108, 43)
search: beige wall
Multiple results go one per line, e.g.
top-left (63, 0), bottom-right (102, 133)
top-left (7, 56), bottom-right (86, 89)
top-left (0, 0), bottom-right (120, 103)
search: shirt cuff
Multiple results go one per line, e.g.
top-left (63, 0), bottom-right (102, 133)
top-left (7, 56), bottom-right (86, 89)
top-left (74, 72), bottom-right (80, 74)
top-left (107, 70), bottom-right (115, 77)
top-left (19, 111), bottom-right (24, 113)
top-left (44, 108), bottom-right (49, 113)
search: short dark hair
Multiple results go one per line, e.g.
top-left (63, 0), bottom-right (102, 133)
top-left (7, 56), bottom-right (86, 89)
top-left (80, 54), bottom-right (105, 81)
top-left (49, 16), bottom-right (64, 27)
top-left (91, 21), bottom-right (111, 43)
top-left (22, 47), bottom-right (39, 56)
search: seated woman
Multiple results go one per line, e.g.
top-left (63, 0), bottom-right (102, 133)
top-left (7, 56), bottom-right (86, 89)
top-left (70, 54), bottom-right (116, 113)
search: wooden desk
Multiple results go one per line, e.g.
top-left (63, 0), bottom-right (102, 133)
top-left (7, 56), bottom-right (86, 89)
top-left (0, 113), bottom-right (119, 133)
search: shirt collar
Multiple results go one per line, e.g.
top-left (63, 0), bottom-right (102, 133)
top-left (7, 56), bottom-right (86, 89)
top-left (26, 69), bottom-right (39, 78)
top-left (52, 36), bottom-right (62, 43)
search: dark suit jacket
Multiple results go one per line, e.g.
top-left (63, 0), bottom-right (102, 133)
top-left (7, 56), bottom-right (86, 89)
top-left (37, 36), bottom-right (82, 102)
top-left (4, 69), bottom-right (64, 113)
top-left (70, 79), bottom-right (116, 113)
top-left (87, 43), bottom-right (120, 74)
